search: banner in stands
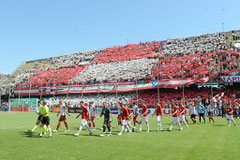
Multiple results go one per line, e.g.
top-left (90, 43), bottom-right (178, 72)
top-left (68, 108), bottom-right (82, 113)
top-left (220, 76), bottom-right (240, 82)
top-left (50, 107), bottom-right (60, 113)
top-left (11, 107), bottom-right (29, 112)
top-left (14, 77), bottom-right (209, 96)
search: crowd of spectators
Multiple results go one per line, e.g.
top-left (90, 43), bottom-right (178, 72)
top-left (70, 58), bottom-right (157, 84)
top-left (15, 66), bottom-right (85, 87)
top-left (13, 70), bottom-right (35, 85)
top-left (93, 41), bottom-right (162, 63)
top-left (161, 33), bottom-right (227, 55)
top-left (151, 50), bottom-right (240, 80)
top-left (129, 85), bottom-right (240, 107)
top-left (151, 52), bottom-right (214, 79)
top-left (48, 50), bottom-right (100, 69)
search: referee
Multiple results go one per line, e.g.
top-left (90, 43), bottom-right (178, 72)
top-left (39, 101), bottom-right (53, 138)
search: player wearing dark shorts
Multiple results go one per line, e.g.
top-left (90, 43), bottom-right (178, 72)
top-left (97, 102), bottom-right (113, 137)
top-left (42, 116), bottom-right (50, 125)
top-left (38, 101), bottom-right (52, 138)
top-left (207, 103), bottom-right (215, 123)
top-left (190, 102), bottom-right (197, 124)
top-left (198, 102), bottom-right (206, 124)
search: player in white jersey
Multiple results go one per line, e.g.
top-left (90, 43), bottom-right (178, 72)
top-left (179, 103), bottom-right (189, 128)
top-left (88, 102), bottom-right (96, 130)
top-left (190, 102), bottom-right (197, 125)
top-left (53, 99), bottom-right (71, 132)
top-left (207, 103), bottom-right (215, 123)
top-left (132, 102), bottom-right (140, 132)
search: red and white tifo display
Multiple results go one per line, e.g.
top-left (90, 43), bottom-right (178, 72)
top-left (11, 31), bottom-right (240, 97)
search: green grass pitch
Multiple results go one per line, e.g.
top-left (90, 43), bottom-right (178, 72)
top-left (0, 111), bottom-right (240, 160)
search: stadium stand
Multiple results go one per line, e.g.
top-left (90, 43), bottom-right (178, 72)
top-left (11, 59), bottom-right (49, 77)
top-left (11, 30), bottom-right (240, 87)
top-left (0, 74), bottom-right (11, 86)
top-left (0, 74), bottom-right (7, 82)
top-left (1, 30), bottom-right (240, 107)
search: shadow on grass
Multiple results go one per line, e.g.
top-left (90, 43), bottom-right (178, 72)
top-left (20, 131), bottom-right (37, 138)
top-left (212, 124), bottom-right (226, 127)
top-left (20, 131), bottom-right (55, 138)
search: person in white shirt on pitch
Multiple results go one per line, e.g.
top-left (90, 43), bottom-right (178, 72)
top-left (53, 99), bottom-right (71, 132)
top-left (88, 102), bottom-right (96, 130)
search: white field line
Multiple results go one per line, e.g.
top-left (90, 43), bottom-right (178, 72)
top-left (0, 126), bottom-right (30, 130)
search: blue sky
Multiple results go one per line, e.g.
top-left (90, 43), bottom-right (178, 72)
top-left (0, 0), bottom-right (239, 74)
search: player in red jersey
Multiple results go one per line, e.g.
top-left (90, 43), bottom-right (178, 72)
top-left (74, 101), bottom-right (92, 136)
top-left (137, 101), bottom-right (149, 133)
top-left (152, 102), bottom-right (163, 132)
top-left (224, 103), bottom-right (236, 126)
top-left (169, 103), bottom-right (182, 131)
top-left (179, 103), bottom-right (189, 128)
top-left (115, 104), bottom-right (122, 128)
top-left (118, 103), bottom-right (131, 135)
top-left (125, 104), bottom-right (134, 130)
